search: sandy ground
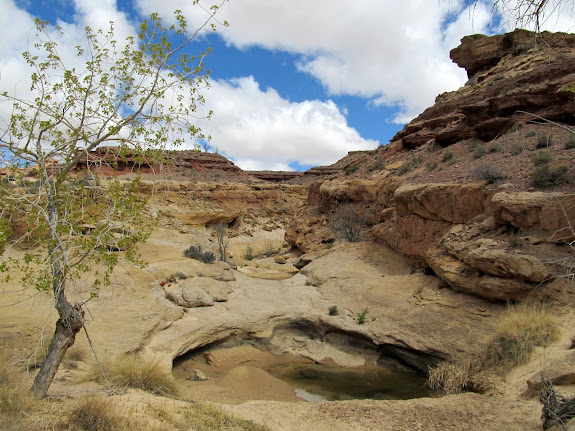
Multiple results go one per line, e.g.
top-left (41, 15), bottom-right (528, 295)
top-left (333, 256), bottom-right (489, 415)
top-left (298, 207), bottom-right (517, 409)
top-left (2, 227), bottom-right (574, 431)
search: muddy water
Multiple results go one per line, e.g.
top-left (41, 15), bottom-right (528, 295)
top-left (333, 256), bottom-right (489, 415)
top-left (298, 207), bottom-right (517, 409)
top-left (267, 362), bottom-right (430, 401)
top-left (173, 345), bottom-right (430, 403)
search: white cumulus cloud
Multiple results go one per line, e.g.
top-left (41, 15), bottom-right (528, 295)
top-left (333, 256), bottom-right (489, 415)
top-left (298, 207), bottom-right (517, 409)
top-left (196, 76), bottom-right (378, 170)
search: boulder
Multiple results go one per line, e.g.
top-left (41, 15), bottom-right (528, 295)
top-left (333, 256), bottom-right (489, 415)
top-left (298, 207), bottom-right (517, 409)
top-left (164, 277), bottom-right (234, 307)
top-left (164, 284), bottom-right (214, 308)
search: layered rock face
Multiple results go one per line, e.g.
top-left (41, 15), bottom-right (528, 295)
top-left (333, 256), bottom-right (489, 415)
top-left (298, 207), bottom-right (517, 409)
top-left (286, 29), bottom-right (575, 302)
top-left (392, 29), bottom-right (575, 148)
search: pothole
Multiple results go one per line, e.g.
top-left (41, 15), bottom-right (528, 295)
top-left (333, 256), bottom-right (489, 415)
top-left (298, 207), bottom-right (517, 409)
top-left (172, 326), bottom-right (434, 403)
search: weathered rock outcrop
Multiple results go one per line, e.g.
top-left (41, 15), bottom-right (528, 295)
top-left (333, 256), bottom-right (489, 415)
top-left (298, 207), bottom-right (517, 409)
top-left (451, 29), bottom-right (575, 78)
top-left (391, 29), bottom-right (575, 149)
top-left (286, 29), bottom-right (575, 302)
top-left (492, 192), bottom-right (575, 242)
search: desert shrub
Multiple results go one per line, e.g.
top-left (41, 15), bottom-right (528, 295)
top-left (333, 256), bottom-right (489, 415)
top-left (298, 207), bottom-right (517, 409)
top-left (89, 355), bottom-right (178, 396)
top-left (367, 161), bottom-right (384, 172)
top-left (526, 130), bottom-right (537, 138)
top-left (468, 140), bottom-right (483, 151)
top-left (174, 271), bottom-right (188, 280)
top-left (355, 308), bottom-right (369, 325)
top-left (264, 240), bottom-right (276, 257)
top-left (441, 151), bottom-right (453, 162)
top-left (565, 136), bottom-right (575, 150)
top-left (426, 161), bottom-right (438, 171)
top-left (510, 142), bottom-right (524, 155)
top-left (411, 154), bottom-right (425, 167)
top-left (537, 134), bottom-right (554, 148)
top-left (532, 151), bottom-right (553, 166)
top-left (532, 165), bottom-right (569, 187)
top-left (328, 305), bottom-right (339, 316)
top-left (485, 304), bottom-right (559, 368)
top-left (473, 146), bottom-right (486, 159)
top-left (332, 202), bottom-right (367, 242)
top-left (487, 143), bottom-right (501, 153)
top-left (66, 396), bottom-right (123, 431)
top-left (184, 245), bottom-right (215, 264)
top-left (472, 164), bottom-right (507, 184)
top-left (345, 165), bottom-right (358, 175)
top-left (397, 162), bottom-right (412, 175)
top-left (508, 234), bottom-right (524, 249)
top-left (243, 245), bottom-right (254, 261)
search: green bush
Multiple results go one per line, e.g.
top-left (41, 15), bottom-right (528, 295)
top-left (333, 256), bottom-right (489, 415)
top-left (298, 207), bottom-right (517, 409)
top-left (532, 165), bottom-right (569, 187)
top-left (565, 136), bottom-right (575, 150)
top-left (328, 305), bottom-right (339, 316)
top-left (426, 161), bottom-right (438, 171)
top-left (184, 245), bottom-right (215, 263)
top-left (355, 308), bottom-right (369, 325)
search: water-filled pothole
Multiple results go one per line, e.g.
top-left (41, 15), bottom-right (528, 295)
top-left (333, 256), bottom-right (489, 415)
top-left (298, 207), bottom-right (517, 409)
top-left (173, 344), bottom-right (431, 403)
top-left (267, 363), bottom-right (430, 401)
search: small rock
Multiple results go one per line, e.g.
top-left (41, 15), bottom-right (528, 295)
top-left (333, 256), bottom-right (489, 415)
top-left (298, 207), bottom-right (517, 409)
top-left (274, 255), bottom-right (287, 264)
top-left (187, 369), bottom-right (209, 381)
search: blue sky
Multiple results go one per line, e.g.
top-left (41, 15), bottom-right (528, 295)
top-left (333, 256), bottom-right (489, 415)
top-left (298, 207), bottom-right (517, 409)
top-left (2, 0), bottom-right (573, 170)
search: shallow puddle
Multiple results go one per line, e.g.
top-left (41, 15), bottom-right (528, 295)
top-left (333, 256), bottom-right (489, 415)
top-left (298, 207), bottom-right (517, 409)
top-left (267, 362), bottom-right (431, 401)
top-left (174, 344), bottom-right (431, 403)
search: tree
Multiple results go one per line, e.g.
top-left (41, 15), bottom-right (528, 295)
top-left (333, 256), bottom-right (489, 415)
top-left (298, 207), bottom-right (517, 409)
top-left (0, 3), bottom-right (227, 398)
top-left (331, 201), bottom-right (367, 243)
top-left (215, 222), bottom-right (229, 262)
top-left (469, 0), bottom-right (575, 30)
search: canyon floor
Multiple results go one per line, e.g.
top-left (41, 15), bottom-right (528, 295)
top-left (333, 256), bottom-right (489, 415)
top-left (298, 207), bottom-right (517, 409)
top-left (2, 216), bottom-right (574, 430)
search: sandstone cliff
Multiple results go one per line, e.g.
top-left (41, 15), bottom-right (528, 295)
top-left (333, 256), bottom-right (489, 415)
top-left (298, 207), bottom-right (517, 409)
top-left (286, 29), bottom-right (575, 303)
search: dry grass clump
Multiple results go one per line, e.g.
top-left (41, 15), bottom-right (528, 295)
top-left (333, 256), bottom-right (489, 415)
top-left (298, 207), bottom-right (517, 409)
top-left (65, 396), bottom-right (125, 431)
top-left (427, 358), bottom-right (494, 395)
top-left (485, 303), bottom-right (559, 368)
top-left (0, 354), bottom-right (35, 431)
top-left (88, 354), bottom-right (179, 396)
top-left (183, 402), bottom-right (269, 431)
top-left (428, 303), bottom-right (559, 395)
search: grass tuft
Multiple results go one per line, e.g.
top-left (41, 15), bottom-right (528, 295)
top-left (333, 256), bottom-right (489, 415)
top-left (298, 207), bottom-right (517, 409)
top-left (66, 396), bottom-right (123, 431)
top-left (485, 303), bottom-right (559, 368)
top-left (427, 359), bottom-right (483, 395)
top-left (0, 354), bottom-right (35, 430)
top-left (88, 354), bottom-right (179, 396)
top-left (428, 303), bottom-right (559, 395)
